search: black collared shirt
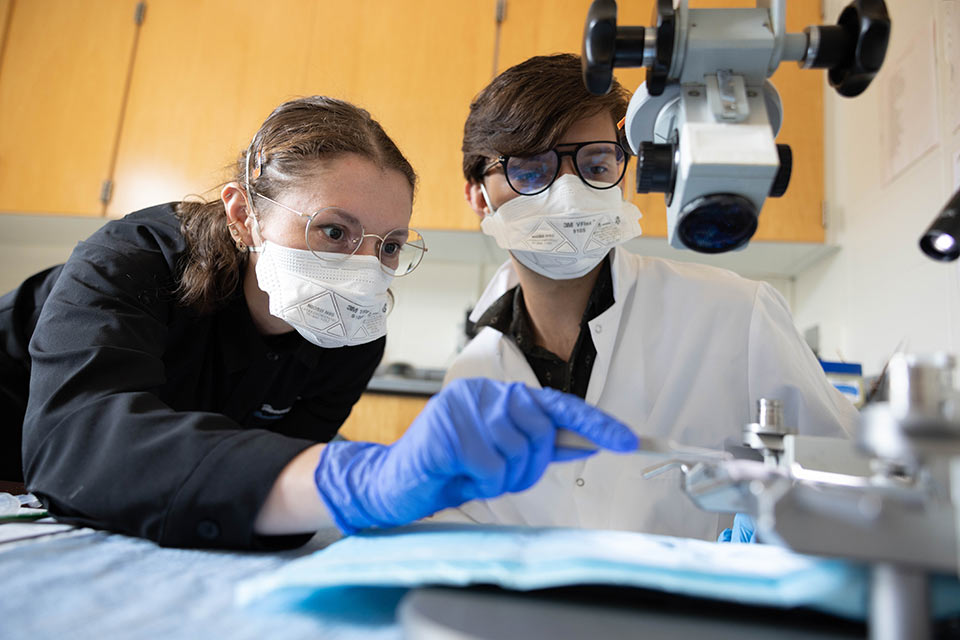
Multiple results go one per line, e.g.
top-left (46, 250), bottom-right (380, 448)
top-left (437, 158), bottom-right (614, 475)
top-left (475, 257), bottom-right (614, 398)
top-left (0, 203), bottom-right (384, 550)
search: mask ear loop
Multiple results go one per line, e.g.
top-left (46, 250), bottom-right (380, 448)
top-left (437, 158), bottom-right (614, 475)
top-left (384, 288), bottom-right (395, 316)
top-left (617, 116), bottom-right (632, 203)
top-left (244, 143), bottom-right (267, 254)
top-left (478, 183), bottom-right (497, 216)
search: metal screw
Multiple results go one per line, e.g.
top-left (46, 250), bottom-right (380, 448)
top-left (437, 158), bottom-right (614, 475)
top-left (747, 90), bottom-right (758, 97)
top-left (688, 90), bottom-right (700, 97)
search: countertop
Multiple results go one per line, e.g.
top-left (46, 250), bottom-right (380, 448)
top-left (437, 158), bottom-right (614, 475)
top-left (365, 365), bottom-right (445, 397)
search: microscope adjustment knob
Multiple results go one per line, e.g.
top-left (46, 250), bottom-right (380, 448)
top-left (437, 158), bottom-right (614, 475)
top-left (646, 0), bottom-right (676, 97)
top-left (635, 141), bottom-right (676, 201)
top-left (582, 0), bottom-right (619, 95)
top-left (805, 0), bottom-right (890, 98)
top-left (769, 144), bottom-right (792, 198)
top-left (830, 0), bottom-right (890, 97)
top-left (582, 0), bottom-right (649, 96)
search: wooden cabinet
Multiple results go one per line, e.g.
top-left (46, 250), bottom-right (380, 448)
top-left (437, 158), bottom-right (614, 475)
top-left (337, 393), bottom-right (429, 445)
top-left (106, 0), bottom-right (496, 232)
top-left (105, 0), bottom-right (320, 219)
top-left (0, 1), bottom-right (12, 57)
top-left (299, 1), bottom-right (497, 232)
top-left (0, 1), bottom-right (824, 242)
top-left (496, 0), bottom-right (825, 243)
top-left (0, 0), bottom-right (141, 216)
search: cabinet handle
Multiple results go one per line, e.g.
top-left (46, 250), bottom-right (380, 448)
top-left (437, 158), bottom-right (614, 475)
top-left (100, 180), bottom-right (114, 206)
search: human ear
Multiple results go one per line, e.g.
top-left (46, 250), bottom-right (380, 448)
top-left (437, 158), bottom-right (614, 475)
top-left (464, 180), bottom-right (489, 219)
top-left (221, 183), bottom-right (257, 248)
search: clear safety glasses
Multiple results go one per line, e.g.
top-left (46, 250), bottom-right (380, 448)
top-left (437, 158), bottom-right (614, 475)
top-left (484, 140), bottom-right (628, 196)
top-left (249, 191), bottom-right (427, 276)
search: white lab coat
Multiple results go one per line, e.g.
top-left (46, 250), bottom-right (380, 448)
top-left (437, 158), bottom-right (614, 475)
top-left (437, 247), bottom-right (859, 540)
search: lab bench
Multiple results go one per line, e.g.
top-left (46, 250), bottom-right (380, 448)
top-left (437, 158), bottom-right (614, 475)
top-left (365, 375), bottom-right (443, 397)
top-left (1, 525), bottom-right (370, 640)
top-left (0, 518), bottom-right (912, 640)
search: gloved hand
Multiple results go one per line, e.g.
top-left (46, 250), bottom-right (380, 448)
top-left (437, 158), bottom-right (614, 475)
top-left (315, 377), bottom-right (639, 534)
top-left (718, 513), bottom-right (757, 543)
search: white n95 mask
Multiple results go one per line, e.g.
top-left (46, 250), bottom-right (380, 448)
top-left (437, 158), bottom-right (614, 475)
top-left (254, 241), bottom-right (393, 348)
top-left (480, 173), bottom-right (643, 280)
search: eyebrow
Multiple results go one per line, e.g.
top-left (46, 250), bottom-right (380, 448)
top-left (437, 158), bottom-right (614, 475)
top-left (322, 206), bottom-right (409, 238)
top-left (321, 207), bottom-right (362, 228)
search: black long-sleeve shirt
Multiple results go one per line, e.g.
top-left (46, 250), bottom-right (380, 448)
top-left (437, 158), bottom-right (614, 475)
top-left (1, 204), bottom-right (384, 549)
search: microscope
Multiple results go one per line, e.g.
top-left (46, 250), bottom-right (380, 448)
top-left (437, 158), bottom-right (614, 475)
top-left (580, 3), bottom-right (960, 639)
top-left (647, 354), bottom-right (960, 640)
top-left (582, 0), bottom-right (890, 253)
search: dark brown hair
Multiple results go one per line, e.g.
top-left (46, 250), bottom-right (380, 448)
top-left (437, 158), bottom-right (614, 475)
top-left (462, 53), bottom-right (630, 182)
top-left (175, 96), bottom-right (417, 313)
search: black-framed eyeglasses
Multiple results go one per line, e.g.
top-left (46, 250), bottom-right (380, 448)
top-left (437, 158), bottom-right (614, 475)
top-left (483, 140), bottom-right (628, 196)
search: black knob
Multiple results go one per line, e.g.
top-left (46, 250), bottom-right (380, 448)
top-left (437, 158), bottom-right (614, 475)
top-left (769, 144), bottom-right (792, 198)
top-left (636, 142), bottom-right (677, 203)
top-left (647, 0), bottom-right (676, 97)
top-left (582, 0), bottom-right (619, 95)
top-left (805, 0), bottom-right (890, 97)
top-left (582, 1), bottom-right (648, 96)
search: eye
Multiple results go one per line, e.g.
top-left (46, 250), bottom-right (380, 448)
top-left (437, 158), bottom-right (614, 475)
top-left (381, 241), bottom-right (403, 257)
top-left (317, 224), bottom-right (347, 242)
top-left (584, 162), bottom-right (610, 176)
top-left (513, 170), bottom-right (546, 185)
top-left (507, 158), bottom-right (554, 189)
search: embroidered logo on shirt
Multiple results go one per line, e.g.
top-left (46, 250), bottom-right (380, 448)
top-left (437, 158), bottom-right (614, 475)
top-left (253, 403), bottom-right (292, 420)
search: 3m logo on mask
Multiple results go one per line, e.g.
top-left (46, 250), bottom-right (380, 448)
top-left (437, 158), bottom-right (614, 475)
top-left (524, 215), bottom-right (623, 255)
top-left (298, 292), bottom-right (386, 341)
top-left (480, 174), bottom-right (642, 280)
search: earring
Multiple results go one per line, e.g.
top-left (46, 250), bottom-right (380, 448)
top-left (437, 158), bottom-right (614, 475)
top-left (227, 220), bottom-right (247, 252)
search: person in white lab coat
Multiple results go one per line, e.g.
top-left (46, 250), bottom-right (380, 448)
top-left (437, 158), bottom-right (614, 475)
top-left (439, 54), bottom-right (859, 540)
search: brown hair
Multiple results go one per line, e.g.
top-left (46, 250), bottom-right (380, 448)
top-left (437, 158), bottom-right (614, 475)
top-left (175, 96), bottom-right (417, 313)
top-left (462, 53), bottom-right (630, 182)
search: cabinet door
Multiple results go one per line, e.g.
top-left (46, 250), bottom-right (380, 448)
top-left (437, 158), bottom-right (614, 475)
top-left (0, 1), bottom-right (11, 56)
top-left (338, 393), bottom-right (428, 445)
top-left (106, 0), bottom-right (319, 218)
top-left (299, 1), bottom-right (498, 232)
top-left (497, 0), bottom-right (824, 243)
top-left (108, 0), bottom-right (497, 233)
top-left (0, 0), bottom-right (141, 216)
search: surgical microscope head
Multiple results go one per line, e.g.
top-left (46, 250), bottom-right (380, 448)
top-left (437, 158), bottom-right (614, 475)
top-left (624, 76), bottom-right (790, 253)
top-left (582, 0), bottom-right (889, 253)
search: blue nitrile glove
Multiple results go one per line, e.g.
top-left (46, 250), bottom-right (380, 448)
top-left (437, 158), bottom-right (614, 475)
top-left (718, 513), bottom-right (758, 543)
top-left (314, 377), bottom-right (639, 534)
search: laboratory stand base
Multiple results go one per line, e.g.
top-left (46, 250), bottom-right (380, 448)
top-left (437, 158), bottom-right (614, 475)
top-left (400, 585), bottom-right (885, 640)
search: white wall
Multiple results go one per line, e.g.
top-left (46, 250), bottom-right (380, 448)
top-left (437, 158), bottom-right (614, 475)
top-left (0, 214), bottom-right (107, 293)
top-left (792, 0), bottom-right (960, 376)
top-left (385, 258), bottom-right (498, 370)
top-left (0, 212), bottom-right (795, 371)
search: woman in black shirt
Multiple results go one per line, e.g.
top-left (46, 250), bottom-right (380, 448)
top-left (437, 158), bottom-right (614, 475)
top-left (1, 96), bottom-right (636, 549)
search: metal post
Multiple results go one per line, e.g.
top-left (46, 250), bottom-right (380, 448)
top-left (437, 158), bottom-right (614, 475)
top-left (869, 563), bottom-right (930, 640)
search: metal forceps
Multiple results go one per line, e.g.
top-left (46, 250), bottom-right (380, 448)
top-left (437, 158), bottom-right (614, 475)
top-left (554, 429), bottom-right (732, 477)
